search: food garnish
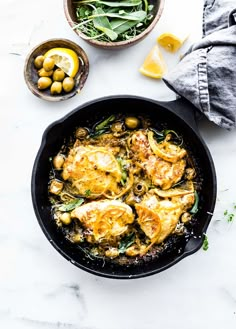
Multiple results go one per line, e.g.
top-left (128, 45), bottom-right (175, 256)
top-left (139, 45), bottom-right (167, 79)
top-left (202, 234), bottom-right (209, 251)
top-left (48, 114), bottom-right (200, 262)
top-left (73, 0), bottom-right (154, 42)
top-left (157, 32), bottom-right (189, 53)
top-left (43, 48), bottom-right (79, 78)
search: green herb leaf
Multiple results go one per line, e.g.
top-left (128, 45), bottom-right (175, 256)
top-left (89, 10), bottom-right (147, 22)
top-left (224, 210), bottom-right (228, 216)
top-left (58, 198), bottom-right (84, 212)
top-left (227, 213), bottom-right (234, 223)
top-left (95, 115), bottom-right (116, 131)
top-left (85, 189), bottom-right (91, 197)
top-left (111, 11), bottom-right (146, 34)
top-left (92, 8), bottom-right (118, 40)
top-left (202, 234), bottom-right (209, 251)
top-left (190, 191), bottom-right (199, 214)
top-left (99, 0), bottom-right (142, 7)
top-left (116, 157), bottom-right (127, 186)
top-left (118, 232), bottom-right (135, 253)
top-left (79, 0), bottom-right (142, 7)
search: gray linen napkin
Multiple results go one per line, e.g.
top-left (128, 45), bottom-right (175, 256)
top-left (163, 0), bottom-right (236, 129)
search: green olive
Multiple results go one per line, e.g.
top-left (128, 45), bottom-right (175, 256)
top-left (43, 57), bottom-right (55, 72)
top-left (53, 68), bottom-right (65, 82)
top-left (38, 68), bottom-right (53, 77)
top-left (34, 55), bottom-right (45, 69)
top-left (75, 127), bottom-right (88, 139)
top-left (62, 77), bottom-right (75, 93)
top-left (133, 182), bottom-right (148, 196)
top-left (125, 117), bottom-right (140, 129)
top-left (37, 77), bottom-right (52, 90)
top-left (50, 81), bottom-right (62, 95)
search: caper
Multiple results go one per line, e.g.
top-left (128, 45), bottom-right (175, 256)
top-left (181, 212), bottom-right (192, 224)
top-left (37, 77), bottom-right (52, 90)
top-left (75, 127), bottom-right (88, 139)
top-left (62, 77), bottom-right (75, 93)
top-left (34, 55), bottom-right (45, 69)
top-left (50, 81), bottom-right (62, 95)
top-left (125, 117), bottom-right (140, 129)
top-left (53, 68), bottom-right (65, 82)
top-left (53, 154), bottom-right (65, 170)
top-left (60, 212), bottom-right (71, 225)
top-left (38, 68), bottom-right (53, 77)
top-left (43, 57), bottom-right (55, 72)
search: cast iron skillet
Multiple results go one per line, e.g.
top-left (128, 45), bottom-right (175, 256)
top-left (31, 95), bottom-right (217, 279)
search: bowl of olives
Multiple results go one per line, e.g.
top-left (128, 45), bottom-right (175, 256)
top-left (24, 38), bottom-right (89, 101)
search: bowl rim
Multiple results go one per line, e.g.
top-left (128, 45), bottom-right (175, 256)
top-left (63, 0), bottom-right (165, 48)
top-left (23, 37), bottom-right (89, 102)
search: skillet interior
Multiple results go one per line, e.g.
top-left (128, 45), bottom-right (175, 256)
top-left (31, 96), bottom-right (217, 279)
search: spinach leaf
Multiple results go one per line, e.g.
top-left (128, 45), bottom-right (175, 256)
top-left (89, 10), bottom-right (147, 22)
top-left (118, 232), bottom-right (135, 253)
top-left (95, 115), bottom-right (116, 131)
top-left (111, 10), bottom-right (146, 34)
top-left (92, 8), bottom-right (118, 40)
top-left (79, 0), bottom-right (142, 7)
top-left (190, 191), bottom-right (199, 214)
top-left (58, 198), bottom-right (84, 212)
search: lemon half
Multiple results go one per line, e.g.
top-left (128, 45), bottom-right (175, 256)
top-left (44, 48), bottom-right (79, 78)
top-left (139, 45), bottom-right (167, 79)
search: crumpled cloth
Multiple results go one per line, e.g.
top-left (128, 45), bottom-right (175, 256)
top-left (163, 0), bottom-right (236, 129)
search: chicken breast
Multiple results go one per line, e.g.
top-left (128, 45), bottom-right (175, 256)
top-left (136, 190), bottom-right (195, 244)
top-left (62, 145), bottom-right (122, 197)
top-left (129, 130), bottom-right (186, 189)
top-left (71, 200), bottom-right (134, 242)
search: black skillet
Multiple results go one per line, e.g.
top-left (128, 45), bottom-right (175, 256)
top-left (31, 95), bottom-right (217, 279)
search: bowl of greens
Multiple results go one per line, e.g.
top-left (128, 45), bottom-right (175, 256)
top-left (64, 0), bottom-right (165, 49)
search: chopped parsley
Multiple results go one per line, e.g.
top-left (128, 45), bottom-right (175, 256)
top-left (202, 234), bottom-right (209, 251)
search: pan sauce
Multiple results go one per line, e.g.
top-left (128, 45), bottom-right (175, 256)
top-left (48, 114), bottom-right (198, 261)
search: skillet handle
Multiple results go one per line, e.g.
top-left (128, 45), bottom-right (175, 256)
top-left (155, 98), bottom-right (202, 133)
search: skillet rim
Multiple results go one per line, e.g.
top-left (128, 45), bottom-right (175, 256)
top-left (31, 95), bottom-right (217, 279)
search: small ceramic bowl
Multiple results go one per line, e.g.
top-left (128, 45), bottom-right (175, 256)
top-left (24, 38), bottom-right (89, 102)
top-left (63, 0), bottom-right (165, 49)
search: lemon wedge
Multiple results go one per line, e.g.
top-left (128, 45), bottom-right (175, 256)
top-left (157, 32), bottom-right (189, 53)
top-left (44, 48), bottom-right (79, 78)
top-left (139, 45), bottom-right (167, 79)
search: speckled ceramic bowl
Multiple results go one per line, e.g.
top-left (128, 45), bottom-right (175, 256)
top-left (64, 0), bottom-right (165, 49)
top-left (24, 38), bottom-right (89, 102)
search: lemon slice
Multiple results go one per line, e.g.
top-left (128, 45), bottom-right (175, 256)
top-left (157, 32), bottom-right (189, 53)
top-left (139, 45), bottom-right (167, 79)
top-left (44, 48), bottom-right (79, 78)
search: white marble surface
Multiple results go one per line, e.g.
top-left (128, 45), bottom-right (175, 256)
top-left (1, 0), bottom-right (236, 328)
